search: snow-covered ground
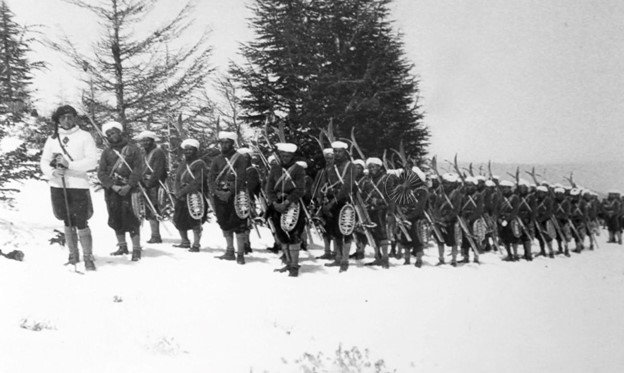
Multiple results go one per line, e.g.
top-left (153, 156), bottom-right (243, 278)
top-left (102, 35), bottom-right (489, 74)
top-left (1, 180), bottom-right (624, 372)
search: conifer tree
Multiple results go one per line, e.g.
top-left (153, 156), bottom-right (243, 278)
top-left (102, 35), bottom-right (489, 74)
top-left (50, 0), bottom-right (214, 136)
top-left (0, 0), bottom-right (45, 116)
top-left (231, 0), bottom-right (429, 163)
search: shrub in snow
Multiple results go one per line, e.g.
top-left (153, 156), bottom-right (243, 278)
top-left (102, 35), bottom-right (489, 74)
top-left (290, 344), bottom-right (395, 373)
top-left (145, 335), bottom-right (186, 356)
top-left (19, 317), bottom-right (56, 332)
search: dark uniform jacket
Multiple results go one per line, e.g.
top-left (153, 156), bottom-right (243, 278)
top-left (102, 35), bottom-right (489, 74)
top-left (142, 145), bottom-right (168, 189)
top-left (97, 139), bottom-right (143, 188)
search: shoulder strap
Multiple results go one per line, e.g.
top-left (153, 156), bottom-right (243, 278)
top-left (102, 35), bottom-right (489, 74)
top-left (56, 135), bottom-right (74, 162)
top-left (109, 146), bottom-right (130, 177)
top-left (182, 159), bottom-right (204, 180)
top-left (144, 147), bottom-right (157, 173)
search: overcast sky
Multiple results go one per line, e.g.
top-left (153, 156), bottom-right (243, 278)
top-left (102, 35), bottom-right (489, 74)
top-left (7, 0), bottom-right (624, 165)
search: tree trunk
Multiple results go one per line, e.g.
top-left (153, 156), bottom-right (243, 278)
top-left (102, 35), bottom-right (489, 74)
top-left (111, 0), bottom-right (125, 126)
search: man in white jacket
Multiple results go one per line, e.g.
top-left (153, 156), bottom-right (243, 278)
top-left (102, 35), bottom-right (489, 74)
top-left (40, 105), bottom-right (99, 270)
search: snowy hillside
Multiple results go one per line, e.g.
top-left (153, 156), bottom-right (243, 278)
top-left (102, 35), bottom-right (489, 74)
top-left (1, 180), bottom-right (624, 372)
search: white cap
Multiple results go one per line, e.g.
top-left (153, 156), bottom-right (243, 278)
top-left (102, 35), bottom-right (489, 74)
top-left (102, 121), bottom-right (123, 134)
top-left (536, 186), bottom-right (548, 192)
top-left (554, 187), bottom-right (565, 194)
top-left (331, 141), bottom-right (348, 149)
top-left (442, 173), bottom-right (458, 183)
top-left (322, 148), bottom-right (334, 155)
top-left (267, 155), bottom-right (277, 165)
top-left (411, 166), bottom-right (427, 182)
top-left (237, 147), bottom-right (252, 155)
top-left (218, 131), bottom-right (237, 142)
top-left (135, 130), bottom-right (158, 141)
top-left (366, 157), bottom-right (383, 167)
top-left (475, 175), bottom-right (487, 182)
top-left (353, 159), bottom-right (366, 168)
top-left (387, 169), bottom-right (403, 176)
top-left (500, 180), bottom-right (514, 188)
top-left (570, 188), bottom-right (581, 196)
top-left (465, 176), bottom-right (477, 185)
top-left (553, 183), bottom-right (564, 189)
top-left (275, 142), bottom-right (298, 153)
top-left (181, 138), bottom-right (199, 149)
top-left (518, 179), bottom-right (530, 187)
top-left (485, 180), bottom-right (496, 187)
top-left (296, 161), bottom-right (308, 169)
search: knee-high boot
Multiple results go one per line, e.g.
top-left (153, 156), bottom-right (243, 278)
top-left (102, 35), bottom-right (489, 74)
top-left (64, 226), bottom-right (79, 264)
top-left (131, 232), bottom-right (141, 261)
top-left (190, 226), bottom-right (202, 252)
top-left (288, 243), bottom-right (301, 277)
top-left (78, 227), bottom-right (95, 270)
top-left (147, 219), bottom-right (162, 243)
top-left (235, 231), bottom-right (247, 264)
top-left (218, 230), bottom-right (236, 260)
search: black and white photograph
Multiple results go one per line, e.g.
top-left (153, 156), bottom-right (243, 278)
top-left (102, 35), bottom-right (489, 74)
top-left (1, 0), bottom-right (623, 371)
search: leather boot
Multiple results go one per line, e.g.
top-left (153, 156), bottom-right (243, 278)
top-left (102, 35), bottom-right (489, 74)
top-left (523, 241), bottom-right (533, 261)
top-left (218, 231), bottom-right (236, 260)
top-left (131, 233), bottom-right (141, 261)
top-left (189, 227), bottom-right (202, 252)
top-left (235, 232), bottom-right (247, 264)
top-left (110, 244), bottom-right (129, 256)
top-left (147, 219), bottom-right (162, 243)
top-left (64, 226), bottom-right (79, 264)
top-left (288, 243), bottom-right (301, 277)
top-left (78, 228), bottom-right (95, 271)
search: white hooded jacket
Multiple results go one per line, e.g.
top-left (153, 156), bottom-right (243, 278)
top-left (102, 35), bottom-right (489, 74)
top-left (40, 126), bottom-right (99, 189)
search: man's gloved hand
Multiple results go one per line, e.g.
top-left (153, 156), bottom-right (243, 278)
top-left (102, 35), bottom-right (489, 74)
top-left (55, 154), bottom-right (69, 169)
top-left (52, 168), bottom-right (66, 178)
top-left (118, 185), bottom-right (132, 196)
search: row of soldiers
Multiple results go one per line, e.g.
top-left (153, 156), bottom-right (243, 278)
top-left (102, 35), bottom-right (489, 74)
top-left (41, 105), bottom-right (622, 275)
top-left (137, 128), bottom-right (621, 277)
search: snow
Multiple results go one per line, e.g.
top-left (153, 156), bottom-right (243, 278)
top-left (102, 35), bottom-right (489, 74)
top-left (0, 135), bottom-right (23, 154)
top-left (2, 180), bottom-right (624, 372)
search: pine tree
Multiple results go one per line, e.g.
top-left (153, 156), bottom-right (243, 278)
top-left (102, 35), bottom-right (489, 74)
top-left (50, 0), bottom-right (214, 136)
top-left (231, 0), bottom-right (429, 164)
top-left (0, 1), bottom-right (46, 204)
top-left (0, 0), bottom-right (45, 117)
